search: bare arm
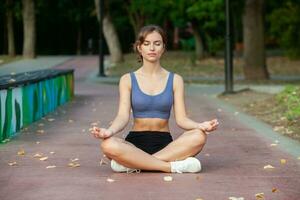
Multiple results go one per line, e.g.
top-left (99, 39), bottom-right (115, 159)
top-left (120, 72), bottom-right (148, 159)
top-left (106, 73), bottom-right (131, 135)
top-left (173, 74), bottom-right (218, 132)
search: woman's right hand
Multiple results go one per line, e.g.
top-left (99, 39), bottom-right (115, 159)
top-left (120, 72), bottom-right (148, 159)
top-left (90, 127), bottom-right (113, 139)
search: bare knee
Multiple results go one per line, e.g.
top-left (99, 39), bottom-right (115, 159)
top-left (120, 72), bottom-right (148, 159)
top-left (101, 137), bottom-right (122, 157)
top-left (188, 129), bottom-right (207, 148)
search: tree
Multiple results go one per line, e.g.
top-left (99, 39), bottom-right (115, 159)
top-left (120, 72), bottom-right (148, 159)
top-left (95, 0), bottom-right (123, 64)
top-left (243, 0), bottom-right (269, 80)
top-left (22, 0), bottom-right (36, 58)
top-left (268, 0), bottom-right (300, 58)
top-left (6, 0), bottom-right (16, 57)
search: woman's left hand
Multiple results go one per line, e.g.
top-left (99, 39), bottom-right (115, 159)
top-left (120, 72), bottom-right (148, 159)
top-left (198, 119), bottom-right (219, 133)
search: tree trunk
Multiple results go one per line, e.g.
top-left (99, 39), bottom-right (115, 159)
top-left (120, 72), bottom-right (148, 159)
top-left (173, 27), bottom-right (179, 50)
top-left (191, 22), bottom-right (205, 60)
top-left (22, 0), bottom-right (36, 59)
top-left (6, 0), bottom-right (15, 57)
top-left (95, 0), bottom-right (123, 65)
top-left (243, 0), bottom-right (269, 80)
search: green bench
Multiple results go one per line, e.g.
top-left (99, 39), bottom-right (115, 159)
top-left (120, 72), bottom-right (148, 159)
top-left (0, 69), bottom-right (74, 143)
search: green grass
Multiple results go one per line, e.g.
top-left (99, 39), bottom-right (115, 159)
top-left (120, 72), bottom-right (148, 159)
top-left (276, 85), bottom-right (300, 121)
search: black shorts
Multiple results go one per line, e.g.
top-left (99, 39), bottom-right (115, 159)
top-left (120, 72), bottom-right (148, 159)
top-left (125, 131), bottom-right (173, 154)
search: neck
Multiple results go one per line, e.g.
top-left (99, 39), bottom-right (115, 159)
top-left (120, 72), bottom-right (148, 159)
top-left (140, 60), bottom-right (162, 75)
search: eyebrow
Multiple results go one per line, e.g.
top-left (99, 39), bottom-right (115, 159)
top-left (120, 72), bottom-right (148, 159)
top-left (144, 40), bottom-right (162, 42)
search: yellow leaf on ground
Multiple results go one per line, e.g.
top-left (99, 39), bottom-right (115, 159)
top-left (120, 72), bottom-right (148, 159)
top-left (270, 143), bottom-right (278, 147)
top-left (8, 161), bottom-right (17, 166)
top-left (263, 165), bottom-right (275, 169)
top-left (17, 149), bottom-right (25, 156)
top-left (163, 176), bottom-right (173, 182)
top-left (228, 197), bottom-right (244, 200)
top-left (272, 188), bottom-right (278, 193)
top-left (46, 165), bottom-right (56, 169)
top-left (50, 151), bottom-right (55, 154)
top-left (39, 156), bottom-right (48, 161)
top-left (33, 153), bottom-right (43, 158)
top-left (47, 118), bottom-right (55, 122)
top-left (255, 193), bottom-right (264, 199)
top-left (280, 159), bottom-right (287, 164)
top-left (71, 158), bottom-right (79, 162)
top-left (36, 130), bottom-right (45, 134)
top-left (68, 162), bottom-right (80, 168)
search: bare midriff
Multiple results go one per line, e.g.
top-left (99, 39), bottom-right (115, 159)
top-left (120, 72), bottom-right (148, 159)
top-left (132, 118), bottom-right (170, 132)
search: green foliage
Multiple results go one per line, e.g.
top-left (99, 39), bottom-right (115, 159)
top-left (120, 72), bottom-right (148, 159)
top-left (276, 85), bottom-right (300, 120)
top-left (268, 1), bottom-right (300, 58)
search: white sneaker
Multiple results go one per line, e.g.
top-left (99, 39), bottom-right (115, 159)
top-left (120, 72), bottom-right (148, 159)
top-left (110, 160), bottom-right (141, 173)
top-left (170, 157), bottom-right (201, 173)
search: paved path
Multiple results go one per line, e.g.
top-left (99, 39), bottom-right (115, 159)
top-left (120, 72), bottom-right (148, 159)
top-left (0, 56), bottom-right (299, 200)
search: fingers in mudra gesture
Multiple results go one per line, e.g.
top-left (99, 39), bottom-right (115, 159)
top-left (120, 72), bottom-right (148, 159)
top-left (198, 118), bottom-right (219, 133)
top-left (90, 126), bottom-right (113, 139)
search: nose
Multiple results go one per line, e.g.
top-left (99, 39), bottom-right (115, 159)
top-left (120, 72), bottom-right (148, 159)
top-left (150, 43), bottom-right (155, 51)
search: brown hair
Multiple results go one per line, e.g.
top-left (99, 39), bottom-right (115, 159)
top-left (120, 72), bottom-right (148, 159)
top-left (133, 25), bottom-right (167, 62)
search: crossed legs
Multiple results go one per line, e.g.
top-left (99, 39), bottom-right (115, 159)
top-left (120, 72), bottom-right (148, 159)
top-left (101, 129), bottom-right (207, 172)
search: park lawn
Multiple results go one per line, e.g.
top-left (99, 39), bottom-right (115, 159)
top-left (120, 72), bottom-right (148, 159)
top-left (108, 51), bottom-right (300, 83)
top-left (0, 55), bottom-right (22, 66)
top-left (219, 85), bottom-right (300, 142)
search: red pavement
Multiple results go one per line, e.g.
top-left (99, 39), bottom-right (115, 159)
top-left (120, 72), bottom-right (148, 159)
top-left (0, 56), bottom-right (299, 200)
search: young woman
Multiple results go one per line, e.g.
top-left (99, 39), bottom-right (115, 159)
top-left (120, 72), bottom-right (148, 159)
top-left (91, 25), bottom-right (219, 173)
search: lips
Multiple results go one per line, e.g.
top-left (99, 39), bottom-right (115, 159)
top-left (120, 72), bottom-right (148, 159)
top-left (147, 53), bottom-right (157, 56)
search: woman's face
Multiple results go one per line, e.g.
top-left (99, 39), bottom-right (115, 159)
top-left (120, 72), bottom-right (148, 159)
top-left (138, 31), bottom-right (165, 63)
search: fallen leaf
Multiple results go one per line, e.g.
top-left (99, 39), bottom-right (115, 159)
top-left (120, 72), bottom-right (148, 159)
top-left (272, 188), bottom-right (278, 193)
top-left (280, 159), bottom-right (287, 164)
top-left (8, 78), bottom-right (16, 83)
top-left (195, 198), bottom-right (204, 200)
top-left (46, 165), bottom-right (56, 169)
top-left (8, 161), bottom-right (17, 166)
top-left (228, 197), bottom-right (244, 200)
top-left (217, 108), bottom-right (222, 112)
top-left (48, 118), bottom-right (55, 122)
top-left (39, 156), bottom-right (48, 161)
top-left (205, 153), bottom-right (210, 157)
top-left (38, 123), bottom-right (44, 127)
top-left (273, 126), bottom-right (284, 131)
top-left (270, 143), bottom-right (278, 147)
top-left (36, 141), bottom-right (40, 144)
top-left (17, 149), bottom-right (25, 156)
top-left (68, 162), bottom-right (80, 168)
top-left (264, 165), bottom-right (275, 169)
top-left (36, 129), bottom-right (45, 134)
top-left (68, 119), bottom-right (74, 123)
top-left (71, 158), bottom-right (79, 162)
top-left (163, 176), bottom-right (173, 182)
top-left (33, 153), bottom-right (43, 158)
top-left (50, 151), bottom-right (55, 154)
top-left (106, 178), bottom-right (115, 183)
top-left (255, 193), bottom-right (264, 199)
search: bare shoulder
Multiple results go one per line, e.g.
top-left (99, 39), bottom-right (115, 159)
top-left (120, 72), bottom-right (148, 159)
top-left (173, 73), bottom-right (184, 89)
top-left (119, 73), bottom-right (131, 88)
